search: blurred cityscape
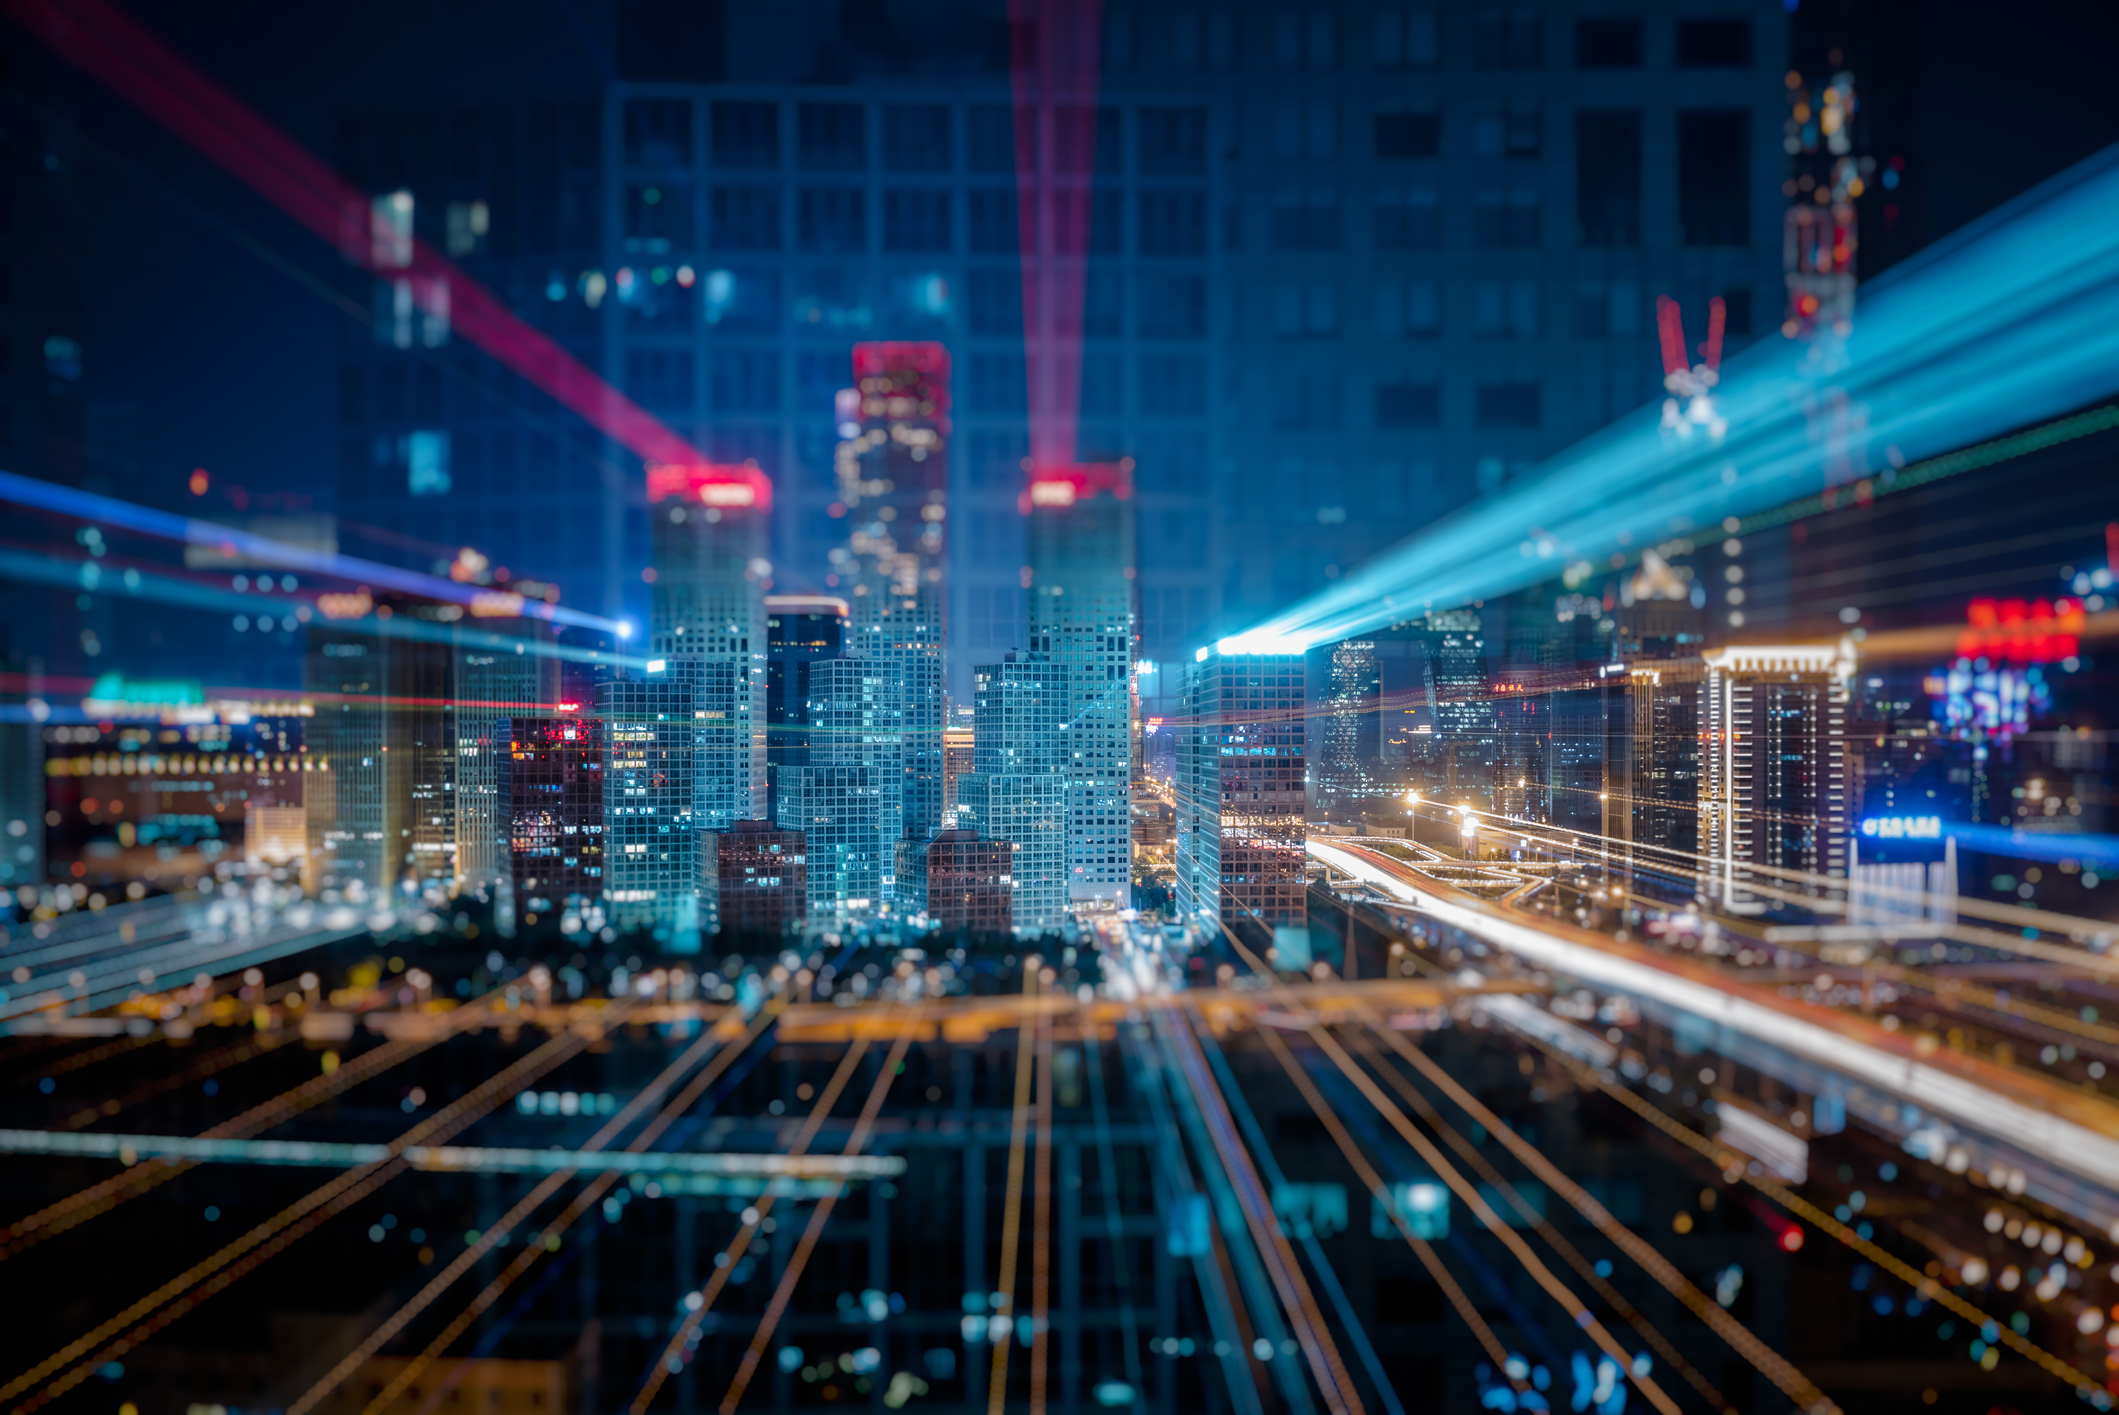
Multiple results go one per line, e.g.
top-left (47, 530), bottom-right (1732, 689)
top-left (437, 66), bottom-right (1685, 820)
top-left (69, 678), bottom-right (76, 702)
top-left (2, 1), bottom-right (2118, 1413)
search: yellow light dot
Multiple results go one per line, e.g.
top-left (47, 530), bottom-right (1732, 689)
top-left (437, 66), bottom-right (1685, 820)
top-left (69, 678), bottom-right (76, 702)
top-left (1672, 1212), bottom-right (1695, 1235)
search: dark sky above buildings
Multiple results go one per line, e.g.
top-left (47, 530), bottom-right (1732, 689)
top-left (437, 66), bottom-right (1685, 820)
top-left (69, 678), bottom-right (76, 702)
top-left (40, 0), bottom-right (2119, 525)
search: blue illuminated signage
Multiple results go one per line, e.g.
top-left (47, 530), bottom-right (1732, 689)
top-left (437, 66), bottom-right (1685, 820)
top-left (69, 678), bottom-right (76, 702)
top-left (1859, 816), bottom-right (1942, 840)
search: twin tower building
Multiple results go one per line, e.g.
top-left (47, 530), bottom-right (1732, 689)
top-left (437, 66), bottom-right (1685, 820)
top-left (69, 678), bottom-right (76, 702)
top-left (310, 343), bottom-right (1137, 948)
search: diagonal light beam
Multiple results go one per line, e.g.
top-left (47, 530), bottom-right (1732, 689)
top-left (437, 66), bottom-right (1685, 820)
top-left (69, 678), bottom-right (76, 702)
top-left (1232, 142), bottom-right (2119, 651)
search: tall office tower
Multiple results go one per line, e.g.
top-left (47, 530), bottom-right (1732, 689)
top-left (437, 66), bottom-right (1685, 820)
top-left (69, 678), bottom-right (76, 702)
top-left (647, 464), bottom-right (770, 833)
top-left (954, 657), bottom-right (1069, 931)
top-left (1610, 662), bottom-right (1705, 872)
top-left (497, 716), bottom-right (604, 922)
top-left (763, 594), bottom-right (847, 823)
top-left (1315, 639), bottom-right (1380, 821)
top-left (709, 819), bottom-right (808, 938)
top-left (1173, 649), bottom-right (1306, 935)
top-left (835, 343), bottom-right (948, 843)
top-left (924, 830), bottom-right (1014, 935)
top-left (1421, 608), bottom-right (1499, 810)
top-left (1701, 646), bottom-right (1851, 913)
top-left (455, 617), bottom-right (559, 926)
top-left (941, 724), bottom-right (975, 824)
top-left (597, 668), bottom-right (699, 948)
top-left (303, 598), bottom-right (457, 900)
top-left (1024, 463), bottom-right (1137, 909)
top-left (775, 658), bottom-right (900, 920)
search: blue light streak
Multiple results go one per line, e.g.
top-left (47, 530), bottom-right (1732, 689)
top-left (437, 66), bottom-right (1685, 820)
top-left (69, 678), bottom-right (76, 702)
top-left (1243, 142), bottom-right (2119, 647)
top-left (0, 468), bottom-right (624, 634)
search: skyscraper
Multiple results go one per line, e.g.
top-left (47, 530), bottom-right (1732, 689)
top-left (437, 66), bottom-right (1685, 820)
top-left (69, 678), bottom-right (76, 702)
top-left (776, 657), bottom-right (900, 920)
top-left (303, 597), bottom-right (456, 901)
top-left (708, 818), bottom-right (808, 938)
top-left (1421, 608), bottom-right (1498, 810)
top-left (1612, 660), bottom-right (1705, 869)
top-left (835, 343), bottom-right (949, 847)
top-left (598, 667), bottom-right (698, 947)
top-left (955, 656), bottom-right (1069, 931)
top-left (647, 463), bottom-right (770, 832)
top-left (1701, 644), bottom-right (1851, 913)
top-left (1174, 648), bottom-right (1306, 935)
top-left (763, 594), bottom-right (847, 823)
top-left (1024, 462), bottom-right (1137, 908)
top-left (455, 615), bottom-right (559, 929)
top-left (498, 715), bottom-right (604, 922)
top-left (1316, 639), bottom-right (1380, 820)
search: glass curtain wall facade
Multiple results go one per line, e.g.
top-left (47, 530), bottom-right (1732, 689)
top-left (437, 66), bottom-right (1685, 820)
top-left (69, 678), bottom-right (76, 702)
top-left (956, 656), bottom-right (1069, 930)
top-left (1024, 464), bottom-right (1137, 907)
top-left (1701, 644), bottom-right (1850, 913)
top-left (597, 669), bottom-right (699, 945)
top-left (1175, 648), bottom-right (1306, 931)
top-left (647, 464), bottom-right (770, 831)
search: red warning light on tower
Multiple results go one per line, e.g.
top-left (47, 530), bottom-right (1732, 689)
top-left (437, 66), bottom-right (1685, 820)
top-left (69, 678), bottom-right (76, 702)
top-left (645, 462), bottom-right (773, 513)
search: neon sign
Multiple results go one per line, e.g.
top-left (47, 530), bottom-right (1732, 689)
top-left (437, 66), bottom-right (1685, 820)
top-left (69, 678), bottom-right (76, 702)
top-left (1859, 816), bottom-right (1942, 840)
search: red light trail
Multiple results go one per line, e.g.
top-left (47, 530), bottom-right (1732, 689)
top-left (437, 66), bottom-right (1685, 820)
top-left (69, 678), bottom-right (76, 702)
top-left (3, 0), bottom-right (715, 489)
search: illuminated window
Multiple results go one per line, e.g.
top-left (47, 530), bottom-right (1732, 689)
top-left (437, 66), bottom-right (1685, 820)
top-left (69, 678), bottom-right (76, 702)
top-left (406, 431), bottom-right (452, 497)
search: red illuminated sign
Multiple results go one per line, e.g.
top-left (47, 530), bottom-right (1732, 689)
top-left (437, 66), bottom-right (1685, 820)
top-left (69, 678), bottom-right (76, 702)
top-left (645, 462), bottom-right (773, 513)
top-left (1956, 597), bottom-right (2084, 664)
top-left (1020, 461), bottom-right (1134, 514)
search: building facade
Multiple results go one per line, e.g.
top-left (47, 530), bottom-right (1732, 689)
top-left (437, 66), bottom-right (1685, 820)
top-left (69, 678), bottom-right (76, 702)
top-left (1024, 463), bottom-right (1137, 907)
top-left (776, 656), bottom-right (899, 919)
top-left (597, 669), bottom-right (699, 945)
top-left (648, 463), bottom-right (770, 831)
top-left (924, 828), bottom-right (1014, 934)
top-left (1701, 644), bottom-right (1849, 913)
top-left (1175, 648), bottom-right (1306, 932)
top-left (955, 656), bottom-right (1069, 930)
top-left (763, 593), bottom-right (847, 822)
top-left (330, 4), bottom-right (1787, 718)
top-left (498, 715), bottom-right (605, 920)
top-left (708, 817), bottom-right (807, 936)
